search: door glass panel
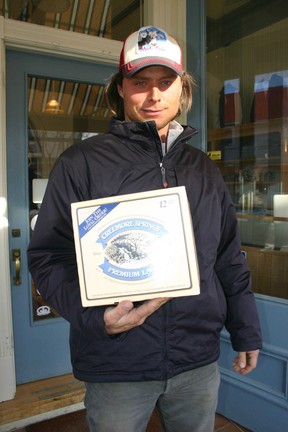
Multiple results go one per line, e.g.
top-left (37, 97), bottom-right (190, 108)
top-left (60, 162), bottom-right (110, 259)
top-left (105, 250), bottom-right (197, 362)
top-left (206, 2), bottom-right (288, 299)
top-left (28, 76), bottom-right (112, 320)
top-left (1, 0), bottom-right (143, 41)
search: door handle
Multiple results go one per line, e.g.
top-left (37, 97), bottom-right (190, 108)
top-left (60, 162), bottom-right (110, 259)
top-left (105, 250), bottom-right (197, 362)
top-left (12, 249), bottom-right (22, 286)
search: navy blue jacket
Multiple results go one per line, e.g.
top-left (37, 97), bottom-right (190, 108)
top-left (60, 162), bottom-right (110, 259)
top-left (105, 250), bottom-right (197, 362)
top-left (27, 118), bottom-right (262, 383)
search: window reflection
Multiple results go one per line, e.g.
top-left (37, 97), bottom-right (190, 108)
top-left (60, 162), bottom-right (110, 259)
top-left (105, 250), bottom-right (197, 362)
top-left (0, 0), bottom-right (143, 41)
top-left (220, 78), bottom-right (242, 127)
top-left (206, 2), bottom-right (288, 299)
top-left (28, 75), bottom-right (112, 320)
top-left (253, 70), bottom-right (288, 121)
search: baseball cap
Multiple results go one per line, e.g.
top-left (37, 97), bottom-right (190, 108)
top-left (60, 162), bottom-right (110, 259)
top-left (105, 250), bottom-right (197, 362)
top-left (119, 26), bottom-right (183, 77)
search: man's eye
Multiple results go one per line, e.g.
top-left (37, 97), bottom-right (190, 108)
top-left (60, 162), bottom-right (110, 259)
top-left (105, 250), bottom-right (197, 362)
top-left (161, 80), bottom-right (171, 86)
top-left (135, 81), bottom-right (146, 86)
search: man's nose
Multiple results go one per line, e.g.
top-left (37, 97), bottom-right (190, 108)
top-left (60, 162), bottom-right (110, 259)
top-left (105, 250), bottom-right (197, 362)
top-left (149, 86), bottom-right (161, 101)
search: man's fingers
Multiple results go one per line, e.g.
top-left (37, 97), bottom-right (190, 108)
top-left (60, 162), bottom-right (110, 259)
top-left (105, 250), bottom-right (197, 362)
top-left (135, 298), bottom-right (171, 319)
top-left (235, 352), bottom-right (246, 368)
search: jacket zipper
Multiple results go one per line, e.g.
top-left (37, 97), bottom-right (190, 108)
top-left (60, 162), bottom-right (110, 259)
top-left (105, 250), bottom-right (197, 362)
top-left (160, 162), bottom-right (168, 188)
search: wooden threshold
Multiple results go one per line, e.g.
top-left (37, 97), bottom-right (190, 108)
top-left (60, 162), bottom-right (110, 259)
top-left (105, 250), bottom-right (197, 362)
top-left (0, 373), bottom-right (85, 432)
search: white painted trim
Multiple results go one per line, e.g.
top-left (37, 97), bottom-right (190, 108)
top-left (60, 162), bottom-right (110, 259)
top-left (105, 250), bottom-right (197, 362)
top-left (143, 0), bottom-right (187, 124)
top-left (0, 356), bottom-right (15, 403)
top-left (0, 0), bottom-right (187, 402)
top-left (4, 18), bottom-right (122, 64)
top-left (0, 16), bottom-right (16, 403)
top-left (143, 0), bottom-right (186, 66)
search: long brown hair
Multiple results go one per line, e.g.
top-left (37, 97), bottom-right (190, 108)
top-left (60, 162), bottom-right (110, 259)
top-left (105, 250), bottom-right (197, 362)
top-left (105, 70), bottom-right (195, 120)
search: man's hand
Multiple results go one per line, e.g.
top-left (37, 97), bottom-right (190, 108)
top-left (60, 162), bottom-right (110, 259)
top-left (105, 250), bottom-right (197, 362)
top-left (104, 298), bottom-right (171, 335)
top-left (232, 350), bottom-right (260, 375)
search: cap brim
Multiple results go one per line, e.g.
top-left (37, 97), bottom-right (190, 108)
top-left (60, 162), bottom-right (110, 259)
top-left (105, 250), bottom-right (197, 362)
top-left (123, 57), bottom-right (183, 77)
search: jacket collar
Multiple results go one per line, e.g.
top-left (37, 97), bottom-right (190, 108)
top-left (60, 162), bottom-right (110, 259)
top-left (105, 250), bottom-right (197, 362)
top-left (109, 117), bottom-right (198, 145)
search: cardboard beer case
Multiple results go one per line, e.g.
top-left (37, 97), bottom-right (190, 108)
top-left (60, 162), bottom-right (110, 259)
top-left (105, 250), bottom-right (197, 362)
top-left (71, 186), bottom-right (200, 306)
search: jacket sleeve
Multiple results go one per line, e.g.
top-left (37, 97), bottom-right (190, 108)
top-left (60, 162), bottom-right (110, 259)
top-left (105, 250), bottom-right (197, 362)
top-left (214, 179), bottom-right (262, 352)
top-left (27, 147), bottom-right (107, 338)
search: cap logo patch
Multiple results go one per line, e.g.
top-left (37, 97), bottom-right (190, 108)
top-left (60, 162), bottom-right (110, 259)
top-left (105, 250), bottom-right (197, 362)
top-left (137, 27), bottom-right (167, 53)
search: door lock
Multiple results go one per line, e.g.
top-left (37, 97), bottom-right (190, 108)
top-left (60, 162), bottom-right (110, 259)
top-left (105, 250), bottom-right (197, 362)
top-left (12, 249), bottom-right (22, 286)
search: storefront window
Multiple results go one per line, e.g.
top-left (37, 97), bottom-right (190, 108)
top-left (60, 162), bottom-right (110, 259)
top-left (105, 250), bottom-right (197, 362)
top-left (0, 0), bottom-right (143, 41)
top-left (206, 1), bottom-right (288, 299)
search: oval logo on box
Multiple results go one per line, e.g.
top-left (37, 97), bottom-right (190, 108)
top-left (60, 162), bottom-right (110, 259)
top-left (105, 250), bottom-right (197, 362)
top-left (97, 218), bottom-right (167, 281)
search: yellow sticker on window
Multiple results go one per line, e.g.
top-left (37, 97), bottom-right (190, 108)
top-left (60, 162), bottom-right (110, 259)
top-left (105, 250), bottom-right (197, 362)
top-left (207, 150), bottom-right (222, 160)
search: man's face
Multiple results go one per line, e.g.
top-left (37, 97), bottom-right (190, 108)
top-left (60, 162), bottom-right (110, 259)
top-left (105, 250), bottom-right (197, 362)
top-left (117, 66), bottom-right (183, 138)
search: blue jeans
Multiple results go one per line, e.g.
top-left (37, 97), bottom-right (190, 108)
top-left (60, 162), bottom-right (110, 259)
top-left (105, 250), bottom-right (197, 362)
top-left (84, 362), bottom-right (220, 432)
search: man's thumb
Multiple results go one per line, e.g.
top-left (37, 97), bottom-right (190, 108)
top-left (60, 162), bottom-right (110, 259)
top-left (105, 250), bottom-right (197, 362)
top-left (117, 300), bottom-right (134, 314)
top-left (237, 352), bottom-right (246, 369)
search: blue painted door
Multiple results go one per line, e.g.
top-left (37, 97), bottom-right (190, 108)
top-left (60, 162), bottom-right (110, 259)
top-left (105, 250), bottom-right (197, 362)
top-left (6, 50), bottom-right (116, 384)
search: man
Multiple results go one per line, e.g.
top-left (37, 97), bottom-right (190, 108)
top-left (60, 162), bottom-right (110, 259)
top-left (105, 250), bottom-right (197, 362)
top-left (27, 26), bottom-right (262, 432)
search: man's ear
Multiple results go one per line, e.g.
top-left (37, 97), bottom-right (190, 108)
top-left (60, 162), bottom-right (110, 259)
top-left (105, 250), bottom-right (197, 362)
top-left (117, 83), bottom-right (124, 98)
